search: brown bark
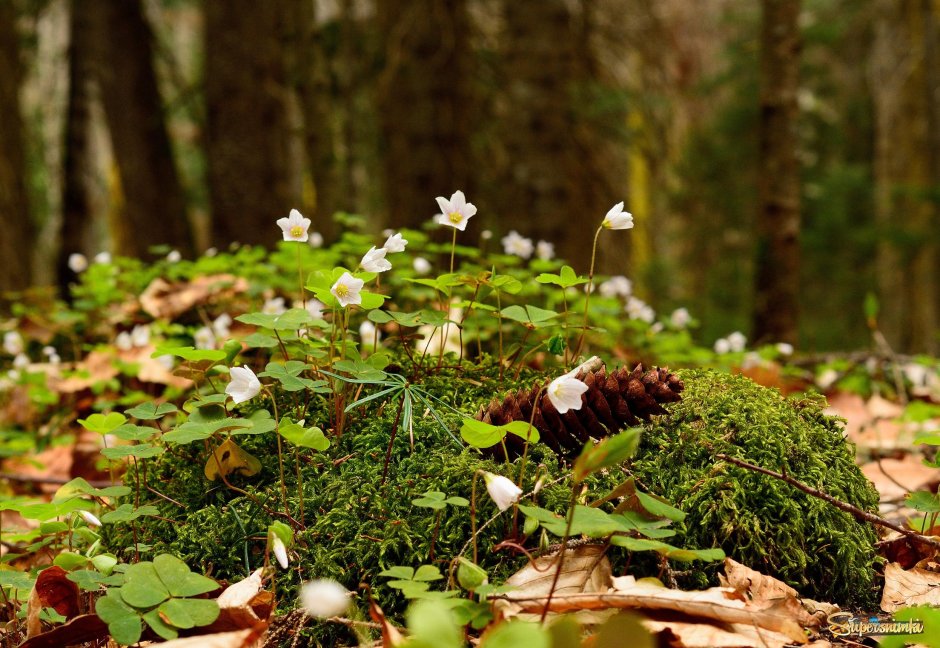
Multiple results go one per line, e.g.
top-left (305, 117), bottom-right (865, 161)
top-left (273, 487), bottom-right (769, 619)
top-left (205, 0), bottom-right (292, 249)
top-left (753, 0), bottom-right (802, 346)
top-left (85, 0), bottom-right (193, 259)
top-left (375, 0), bottom-right (475, 230)
top-left (0, 0), bottom-right (33, 297)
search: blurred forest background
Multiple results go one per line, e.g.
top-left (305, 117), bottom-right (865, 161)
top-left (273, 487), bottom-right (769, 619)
top-left (0, 0), bottom-right (938, 354)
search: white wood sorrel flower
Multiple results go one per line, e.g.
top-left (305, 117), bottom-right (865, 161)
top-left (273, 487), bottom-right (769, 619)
top-left (78, 510), bottom-right (102, 528)
top-left (277, 208), bottom-right (311, 242)
top-left (226, 366), bottom-right (261, 404)
top-left (547, 369), bottom-right (589, 414)
top-left (271, 534), bottom-right (289, 569)
top-left (300, 579), bottom-right (351, 618)
top-left (382, 232), bottom-right (408, 253)
top-left (483, 472), bottom-right (523, 512)
top-left (602, 201), bottom-right (634, 230)
top-left (359, 246), bottom-right (392, 273)
top-left (434, 190), bottom-right (477, 231)
top-left (331, 272), bottom-right (364, 307)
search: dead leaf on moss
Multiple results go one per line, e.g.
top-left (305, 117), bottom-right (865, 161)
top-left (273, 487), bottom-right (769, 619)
top-left (139, 274), bottom-right (247, 320)
top-left (205, 439), bottom-right (263, 481)
top-left (208, 568), bottom-right (274, 633)
top-left (26, 566), bottom-right (80, 638)
top-left (51, 350), bottom-right (118, 394)
top-left (881, 561), bottom-right (940, 611)
top-left (143, 627), bottom-right (265, 647)
top-left (719, 558), bottom-right (822, 628)
top-left (860, 457), bottom-right (938, 502)
top-left (824, 392), bottom-right (914, 451)
top-left (641, 615), bottom-right (796, 648)
top-left (369, 597), bottom-right (405, 647)
top-left (503, 545), bottom-right (612, 599)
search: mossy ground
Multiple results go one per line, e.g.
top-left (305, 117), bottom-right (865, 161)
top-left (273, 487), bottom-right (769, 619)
top-left (106, 362), bottom-right (881, 644)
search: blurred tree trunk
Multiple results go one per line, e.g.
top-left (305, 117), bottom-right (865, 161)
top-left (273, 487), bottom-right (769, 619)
top-left (499, 0), bottom-right (613, 270)
top-left (872, 0), bottom-right (938, 353)
top-left (375, 0), bottom-right (475, 230)
top-left (0, 0), bottom-right (33, 297)
top-left (86, 0), bottom-right (193, 259)
top-left (58, 0), bottom-right (94, 291)
top-left (205, 0), bottom-right (291, 249)
top-left (753, 0), bottom-right (802, 346)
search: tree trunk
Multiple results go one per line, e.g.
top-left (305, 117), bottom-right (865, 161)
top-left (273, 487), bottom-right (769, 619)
top-left (375, 0), bottom-right (475, 230)
top-left (753, 0), bottom-right (802, 346)
top-left (0, 0), bottom-right (33, 298)
top-left (872, 0), bottom-right (938, 353)
top-left (205, 0), bottom-right (292, 249)
top-left (85, 0), bottom-right (193, 259)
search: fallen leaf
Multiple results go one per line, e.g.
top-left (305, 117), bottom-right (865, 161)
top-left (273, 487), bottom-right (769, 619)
top-left (205, 439), bottom-right (263, 481)
top-left (144, 627), bottom-right (265, 647)
top-left (641, 615), bottom-right (796, 648)
top-left (207, 568), bottom-right (274, 633)
top-left (139, 274), bottom-right (247, 320)
top-left (503, 545), bottom-right (612, 600)
top-left (824, 392), bottom-right (914, 451)
top-left (26, 566), bottom-right (80, 638)
top-left (17, 613), bottom-right (108, 647)
top-left (860, 457), bottom-right (938, 502)
top-left (50, 350), bottom-right (119, 394)
top-left (369, 597), bottom-right (405, 647)
top-left (881, 562), bottom-right (940, 611)
top-left (719, 558), bottom-right (821, 628)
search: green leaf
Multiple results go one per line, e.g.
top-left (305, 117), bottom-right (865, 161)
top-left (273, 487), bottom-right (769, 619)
top-left (125, 402), bottom-right (177, 420)
top-left (456, 558), bottom-right (487, 590)
top-left (54, 477), bottom-right (131, 500)
top-left (460, 418), bottom-right (506, 448)
top-left (406, 599), bottom-right (463, 648)
top-left (379, 566), bottom-right (414, 580)
top-left (154, 554), bottom-right (219, 598)
top-left (480, 620), bottom-right (550, 648)
top-left (359, 291), bottom-right (386, 309)
top-left (121, 562), bottom-right (170, 607)
top-left (91, 554), bottom-right (118, 575)
top-left (500, 305), bottom-right (558, 327)
top-left (243, 332), bottom-right (279, 348)
top-left (268, 521), bottom-right (293, 547)
top-left (573, 428), bottom-right (641, 483)
top-left (907, 491), bottom-right (940, 513)
top-left (110, 424), bottom-right (158, 442)
top-left (153, 346), bottom-right (225, 362)
top-left (519, 504), bottom-right (629, 538)
top-left (163, 417), bottom-right (253, 444)
top-left (594, 613), bottom-right (654, 648)
top-left (101, 443), bottom-right (164, 460)
top-left (236, 308), bottom-right (313, 331)
top-left (158, 598), bottom-right (199, 629)
top-left (259, 361), bottom-right (317, 392)
top-left (67, 569), bottom-right (112, 591)
top-left (0, 570), bottom-right (35, 590)
top-left (278, 419), bottom-right (330, 450)
top-left (78, 412), bottom-right (127, 435)
top-left (634, 491), bottom-right (686, 522)
top-left (503, 421), bottom-right (540, 444)
top-left (413, 565), bottom-right (443, 582)
top-left (53, 552), bottom-right (88, 571)
top-left (101, 504), bottom-right (160, 524)
top-left (143, 608), bottom-right (178, 640)
top-left (96, 593), bottom-right (142, 645)
top-left (536, 265), bottom-right (587, 289)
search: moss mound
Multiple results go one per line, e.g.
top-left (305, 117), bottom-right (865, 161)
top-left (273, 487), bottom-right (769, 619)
top-left (630, 368), bottom-right (880, 605)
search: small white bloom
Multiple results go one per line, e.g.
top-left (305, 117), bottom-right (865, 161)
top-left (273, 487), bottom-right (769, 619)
top-left (12, 354), bottom-right (28, 369)
top-left (277, 209), bottom-right (311, 242)
top-left (776, 342), bottom-right (794, 356)
top-left (78, 510), bottom-right (102, 528)
top-left (331, 272), bottom-right (364, 308)
top-left (212, 313), bottom-right (233, 339)
top-left (226, 365), bottom-right (261, 404)
top-left (271, 534), bottom-right (289, 569)
top-left (300, 579), bottom-right (351, 619)
top-left (204, 247), bottom-right (218, 257)
top-left (536, 240), bottom-right (555, 261)
top-left (48, 353), bottom-right (61, 365)
top-left (94, 252), bottom-right (111, 264)
top-left (359, 320), bottom-right (378, 341)
top-left (194, 326), bottom-right (216, 350)
top-left (602, 201), bottom-right (634, 230)
top-left (156, 354), bottom-right (174, 371)
top-left (42, 346), bottom-right (56, 357)
top-left (166, 250), bottom-right (181, 263)
top-left (482, 472), bottom-right (523, 512)
top-left (625, 297), bottom-right (655, 323)
top-left (413, 257), bottom-right (432, 275)
top-left (434, 190), bottom-right (477, 231)
top-left (480, 229), bottom-right (493, 240)
top-left (359, 246), bottom-right (392, 273)
top-left (727, 331), bottom-right (747, 353)
top-left (3, 331), bottom-right (23, 356)
top-left (547, 370), bottom-right (589, 414)
top-left (599, 276), bottom-right (632, 299)
top-left (115, 331), bottom-right (134, 351)
top-left (68, 253), bottom-right (88, 273)
top-left (670, 308), bottom-right (691, 329)
top-left (713, 338), bottom-right (731, 354)
top-left (294, 299), bottom-right (324, 319)
top-left (262, 297), bottom-right (287, 315)
top-left (308, 232), bottom-right (324, 248)
top-left (650, 322), bottom-right (664, 334)
top-left (131, 325), bottom-right (150, 348)
top-left (501, 230), bottom-right (534, 259)
top-left (382, 232), bottom-right (408, 253)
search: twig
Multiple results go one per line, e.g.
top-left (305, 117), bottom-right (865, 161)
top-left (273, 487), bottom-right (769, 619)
top-left (715, 454), bottom-right (940, 550)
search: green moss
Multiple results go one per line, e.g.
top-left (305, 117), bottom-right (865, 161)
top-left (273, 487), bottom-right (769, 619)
top-left (630, 368), bottom-right (880, 605)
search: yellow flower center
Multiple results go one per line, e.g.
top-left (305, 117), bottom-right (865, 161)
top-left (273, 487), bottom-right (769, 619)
top-left (334, 284), bottom-right (349, 297)
top-left (290, 225), bottom-right (304, 238)
top-left (448, 211), bottom-right (463, 224)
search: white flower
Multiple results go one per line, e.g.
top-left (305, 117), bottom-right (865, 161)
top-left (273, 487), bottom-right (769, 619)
top-left (3, 331), bottom-right (23, 356)
top-left (155, 355), bottom-right (174, 371)
top-left (331, 272), bottom-right (364, 308)
top-left (294, 299), bottom-right (325, 319)
top-left (12, 353), bottom-right (28, 369)
top-left (434, 190), bottom-right (477, 231)
top-left (262, 297), bottom-right (287, 315)
top-left (194, 326), bottom-right (216, 350)
top-left (547, 370), bottom-right (589, 414)
top-left (42, 346), bottom-right (56, 357)
top-left (625, 297), bottom-right (655, 323)
top-left (48, 353), bottom-right (61, 366)
top-left (670, 308), bottom-right (691, 329)
top-left (776, 342), bottom-right (794, 356)
top-left (727, 331), bottom-right (747, 353)
top-left (94, 252), bottom-right (111, 264)
top-left (482, 472), bottom-right (523, 512)
top-left (166, 250), bottom-right (181, 263)
top-left (308, 232), bottom-right (324, 248)
top-left (501, 231), bottom-right (534, 259)
top-left (277, 209), bottom-right (311, 242)
top-left (359, 320), bottom-right (379, 341)
top-left (713, 338), bottom-right (731, 354)
top-left (131, 325), bottom-right (151, 348)
top-left (271, 534), bottom-right (289, 569)
top-left (300, 579), bottom-right (351, 618)
top-left (68, 253), bottom-right (88, 273)
top-left (77, 510), bottom-right (102, 528)
top-left (359, 246), bottom-right (392, 273)
top-left (115, 332), bottom-right (134, 351)
top-left (480, 229), bottom-right (493, 240)
top-left (536, 240), bottom-right (555, 261)
top-left (413, 257), bottom-right (432, 275)
top-left (226, 365), bottom-right (261, 404)
top-left (212, 313), bottom-right (232, 339)
top-left (382, 232), bottom-right (408, 253)
top-left (602, 202), bottom-right (634, 230)
top-left (599, 276), bottom-right (632, 299)
top-left (204, 247), bottom-right (218, 257)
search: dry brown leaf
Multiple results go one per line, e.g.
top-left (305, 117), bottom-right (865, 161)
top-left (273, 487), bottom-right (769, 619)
top-left (860, 457), bottom-right (938, 502)
top-left (143, 627), bottom-right (265, 648)
top-left (139, 274), bottom-right (247, 320)
top-left (51, 350), bottom-right (119, 394)
top-left (17, 614), bottom-right (109, 648)
top-left (881, 562), bottom-right (940, 611)
top-left (879, 531), bottom-right (933, 570)
top-left (26, 566), bottom-right (80, 638)
top-left (369, 597), bottom-right (405, 647)
top-left (824, 392), bottom-right (914, 451)
top-left (503, 545), bottom-right (612, 600)
top-left (205, 439), bottom-right (263, 481)
top-left (641, 615), bottom-right (796, 648)
top-left (719, 558), bottom-right (821, 628)
top-left (206, 569), bottom-right (274, 634)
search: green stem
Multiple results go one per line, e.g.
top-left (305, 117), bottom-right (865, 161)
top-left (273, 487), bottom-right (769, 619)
top-left (541, 483), bottom-right (580, 622)
top-left (296, 242), bottom-right (305, 309)
top-left (471, 470), bottom-right (482, 564)
top-left (574, 226), bottom-right (604, 360)
top-left (449, 228), bottom-right (457, 273)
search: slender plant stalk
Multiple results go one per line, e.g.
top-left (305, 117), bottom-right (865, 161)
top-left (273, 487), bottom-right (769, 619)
top-left (573, 226), bottom-right (604, 359)
top-left (296, 243), bottom-right (305, 309)
top-left (449, 228), bottom-right (457, 273)
top-left (471, 470), bottom-right (482, 563)
top-left (266, 390), bottom-right (290, 518)
top-left (541, 483), bottom-right (580, 622)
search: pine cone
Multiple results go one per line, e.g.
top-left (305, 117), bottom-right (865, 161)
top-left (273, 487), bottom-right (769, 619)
top-left (476, 363), bottom-right (683, 459)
